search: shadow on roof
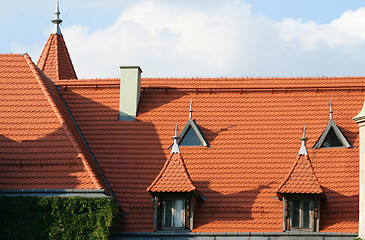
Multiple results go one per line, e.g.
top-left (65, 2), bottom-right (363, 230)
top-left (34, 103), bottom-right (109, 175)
top-left (320, 186), bottom-right (358, 231)
top-left (193, 181), bottom-right (274, 228)
top-left (0, 128), bottom-right (90, 189)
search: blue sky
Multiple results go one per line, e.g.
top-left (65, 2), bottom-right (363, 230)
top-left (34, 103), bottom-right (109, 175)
top-left (1, 0), bottom-right (365, 78)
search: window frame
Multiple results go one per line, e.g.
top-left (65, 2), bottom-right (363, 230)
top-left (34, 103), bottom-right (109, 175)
top-left (154, 193), bottom-right (194, 231)
top-left (283, 194), bottom-right (320, 232)
top-left (162, 196), bottom-right (185, 230)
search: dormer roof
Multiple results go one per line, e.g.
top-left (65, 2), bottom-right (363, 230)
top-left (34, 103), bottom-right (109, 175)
top-left (147, 127), bottom-right (205, 200)
top-left (277, 127), bottom-right (324, 199)
top-left (37, 3), bottom-right (77, 81)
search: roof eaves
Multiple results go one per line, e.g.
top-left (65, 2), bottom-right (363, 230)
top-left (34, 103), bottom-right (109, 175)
top-left (0, 189), bottom-right (109, 198)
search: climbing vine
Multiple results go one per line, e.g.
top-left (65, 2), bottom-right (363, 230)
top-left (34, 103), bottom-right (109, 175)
top-left (0, 196), bottom-right (119, 240)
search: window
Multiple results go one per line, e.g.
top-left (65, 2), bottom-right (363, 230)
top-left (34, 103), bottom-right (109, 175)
top-left (283, 195), bottom-right (320, 232)
top-left (320, 127), bottom-right (342, 148)
top-left (163, 198), bottom-right (185, 229)
top-left (290, 199), bottom-right (313, 230)
top-left (312, 120), bottom-right (352, 149)
top-left (154, 194), bottom-right (195, 231)
top-left (180, 126), bottom-right (203, 146)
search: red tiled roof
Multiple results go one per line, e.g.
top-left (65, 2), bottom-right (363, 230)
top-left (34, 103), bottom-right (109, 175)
top-left (277, 154), bottom-right (324, 198)
top-left (59, 76), bottom-right (361, 233)
top-left (147, 152), bottom-right (197, 193)
top-left (37, 34), bottom-right (77, 81)
top-left (0, 54), bottom-right (104, 191)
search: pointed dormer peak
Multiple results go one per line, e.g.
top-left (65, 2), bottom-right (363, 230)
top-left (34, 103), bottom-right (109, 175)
top-left (329, 99), bottom-right (333, 120)
top-left (171, 124), bottom-right (181, 154)
top-left (298, 125), bottom-right (308, 156)
top-left (189, 98), bottom-right (193, 119)
top-left (51, 1), bottom-right (62, 35)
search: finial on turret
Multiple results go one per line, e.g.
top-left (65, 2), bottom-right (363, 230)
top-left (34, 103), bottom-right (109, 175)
top-left (171, 124), bottom-right (181, 154)
top-left (329, 99), bottom-right (333, 120)
top-left (189, 99), bottom-right (193, 119)
top-left (51, 1), bottom-right (63, 35)
top-left (298, 125), bottom-right (308, 156)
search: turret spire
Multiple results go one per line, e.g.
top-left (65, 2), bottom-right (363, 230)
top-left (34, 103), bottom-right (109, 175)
top-left (298, 125), bottom-right (308, 156)
top-left (329, 99), bottom-right (333, 120)
top-left (171, 124), bottom-right (181, 154)
top-left (51, 1), bottom-right (63, 35)
top-left (189, 99), bottom-right (193, 119)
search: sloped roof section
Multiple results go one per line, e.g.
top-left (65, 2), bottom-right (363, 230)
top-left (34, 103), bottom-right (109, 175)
top-left (37, 33), bottom-right (77, 81)
top-left (0, 54), bottom-right (105, 192)
top-left (277, 129), bottom-right (324, 198)
top-left (147, 131), bottom-right (204, 199)
top-left (59, 77), bottom-right (360, 232)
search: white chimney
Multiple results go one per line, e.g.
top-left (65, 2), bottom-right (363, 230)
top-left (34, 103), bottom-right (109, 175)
top-left (119, 66), bottom-right (143, 121)
top-left (353, 100), bottom-right (365, 238)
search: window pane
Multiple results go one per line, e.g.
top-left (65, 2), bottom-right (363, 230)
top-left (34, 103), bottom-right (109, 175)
top-left (321, 127), bottom-right (343, 147)
top-left (164, 200), bottom-right (172, 228)
top-left (292, 200), bottom-right (300, 228)
top-left (302, 200), bottom-right (310, 228)
top-left (173, 199), bottom-right (183, 228)
top-left (180, 126), bottom-right (202, 146)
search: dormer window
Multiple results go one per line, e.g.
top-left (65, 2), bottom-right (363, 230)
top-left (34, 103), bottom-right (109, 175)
top-left (277, 126), bottom-right (324, 232)
top-left (178, 99), bottom-right (210, 147)
top-left (313, 101), bottom-right (352, 149)
top-left (320, 127), bottom-right (343, 148)
top-left (147, 126), bottom-right (205, 231)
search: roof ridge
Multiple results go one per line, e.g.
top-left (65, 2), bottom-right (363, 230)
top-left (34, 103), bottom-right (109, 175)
top-left (37, 36), bottom-right (52, 71)
top-left (23, 53), bottom-right (102, 190)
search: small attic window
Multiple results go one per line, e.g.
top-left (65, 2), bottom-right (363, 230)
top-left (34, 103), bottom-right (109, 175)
top-left (313, 101), bottom-right (352, 149)
top-left (320, 127), bottom-right (343, 148)
top-left (174, 99), bottom-right (210, 148)
top-left (180, 126), bottom-right (203, 146)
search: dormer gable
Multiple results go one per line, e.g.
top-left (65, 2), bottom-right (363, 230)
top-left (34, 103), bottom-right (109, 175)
top-left (313, 100), bottom-right (352, 149)
top-left (147, 126), bottom-right (205, 231)
top-left (179, 99), bottom-right (210, 147)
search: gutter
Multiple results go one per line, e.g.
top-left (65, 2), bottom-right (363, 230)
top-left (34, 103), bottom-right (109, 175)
top-left (0, 189), bottom-right (108, 198)
top-left (112, 231), bottom-right (358, 238)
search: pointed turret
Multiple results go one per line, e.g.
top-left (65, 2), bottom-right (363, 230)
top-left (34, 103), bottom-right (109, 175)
top-left (37, 1), bottom-right (77, 81)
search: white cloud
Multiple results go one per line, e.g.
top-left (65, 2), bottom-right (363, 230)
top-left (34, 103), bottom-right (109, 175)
top-left (61, 1), bottom-right (365, 78)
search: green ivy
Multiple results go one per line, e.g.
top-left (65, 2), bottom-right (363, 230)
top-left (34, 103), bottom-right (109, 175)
top-left (0, 196), bottom-right (119, 240)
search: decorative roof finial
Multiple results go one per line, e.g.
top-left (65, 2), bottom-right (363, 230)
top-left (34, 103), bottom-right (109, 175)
top-left (51, 1), bottom-right (63, 35)
top-left (329, 99), bottom-right (333, 120)
top-left (171, 124), bottom-right (181, 154)
top-left (298, 125), bottom-right (308, 156)
top-left (189, 99), bottom-right (193, 119)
